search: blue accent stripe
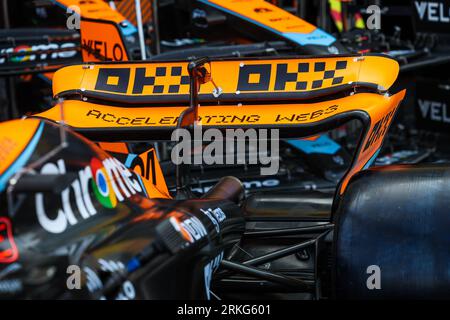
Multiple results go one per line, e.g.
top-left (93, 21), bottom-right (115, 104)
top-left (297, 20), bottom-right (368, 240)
top-left (37, 74), bottom-right (52, 85)
top-left (125, 154), bottom-right (138, 167)
top-left (120, 20), bottom-right (138, 36)
top-left (283, 29), bottom-right (336, 46)
top-left (51, 0), bottom-right (67, 10)
top-left (197, 0), bottom-right (335, 47)
top-left (135, 174), bottom-right (148, 197)
top-left (287, 135), bottom-right (341, 155)
top-left (363, 148), bottom-right (381, 170)
top-left (0, 122), bottom-right (44, 192)
top-left (125, 154), bottom-right (148, 197)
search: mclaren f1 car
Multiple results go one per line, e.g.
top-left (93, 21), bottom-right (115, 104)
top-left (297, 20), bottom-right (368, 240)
top-left (0, 52), bottom-right (448, 299)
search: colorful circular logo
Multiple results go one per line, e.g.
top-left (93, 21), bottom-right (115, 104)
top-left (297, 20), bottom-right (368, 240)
top-left (11, 45), bottom-right (33, 63)
top-left (90, 158), bottom-right (117, 208)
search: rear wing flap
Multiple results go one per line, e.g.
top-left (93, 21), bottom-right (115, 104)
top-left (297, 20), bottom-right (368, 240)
top-left (52, 54), bottom-right (399, 105)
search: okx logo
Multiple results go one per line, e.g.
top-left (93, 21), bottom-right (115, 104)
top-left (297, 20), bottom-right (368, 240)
top-left (36, 157), bottom-right (143, 233)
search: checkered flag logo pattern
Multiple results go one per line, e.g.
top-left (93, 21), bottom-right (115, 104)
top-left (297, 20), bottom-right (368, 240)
top-left (310, 60), bottom-right (347, 89)
top-left (274, 60), bottom-right (348, 92)
top-left (133, 66), bottom-right (189, 94)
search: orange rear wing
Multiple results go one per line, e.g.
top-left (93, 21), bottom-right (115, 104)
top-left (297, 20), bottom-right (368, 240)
top-left (36, 55), bottom-right (405, 195)
top-left (52, 54), bottom-right (399, 105)
top-left (36, 90), bottom-right (406, 195)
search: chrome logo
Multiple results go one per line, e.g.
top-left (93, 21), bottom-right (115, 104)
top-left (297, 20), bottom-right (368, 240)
top-left (0, 43), bottom-right (78, 65)
top-left (90, 158), bottom-right (117, 208)
top-left (10, 45), bottom-right (33, 62)
top-left (36, 158), bottom-right (144, 234)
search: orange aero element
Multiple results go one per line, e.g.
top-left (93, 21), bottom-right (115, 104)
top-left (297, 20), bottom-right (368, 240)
top-left (80, 19), bottom-right (129, 62)
top-left (40, 55), bottom-right (404, 195)
top-left (37, 92), bottom-right (398, 129)
top-left (35, 89), bottom-right (406, 195)
top-left (340, 89), bottom-right (406, 194)
top-left (0, 119), bottom-right (41, 177)
top-left (98, 142), bottom-right (129, 153)
top-left (52, 55), bottom-right (399, 103)
top-left (133, 149), bottom-right (170, 198)
top-left (119, 148), bottom-right (170, 199)
top-left (96, 142), bottom-right (169, 197)
top-left (203, 0), bottom-right (316, 34)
